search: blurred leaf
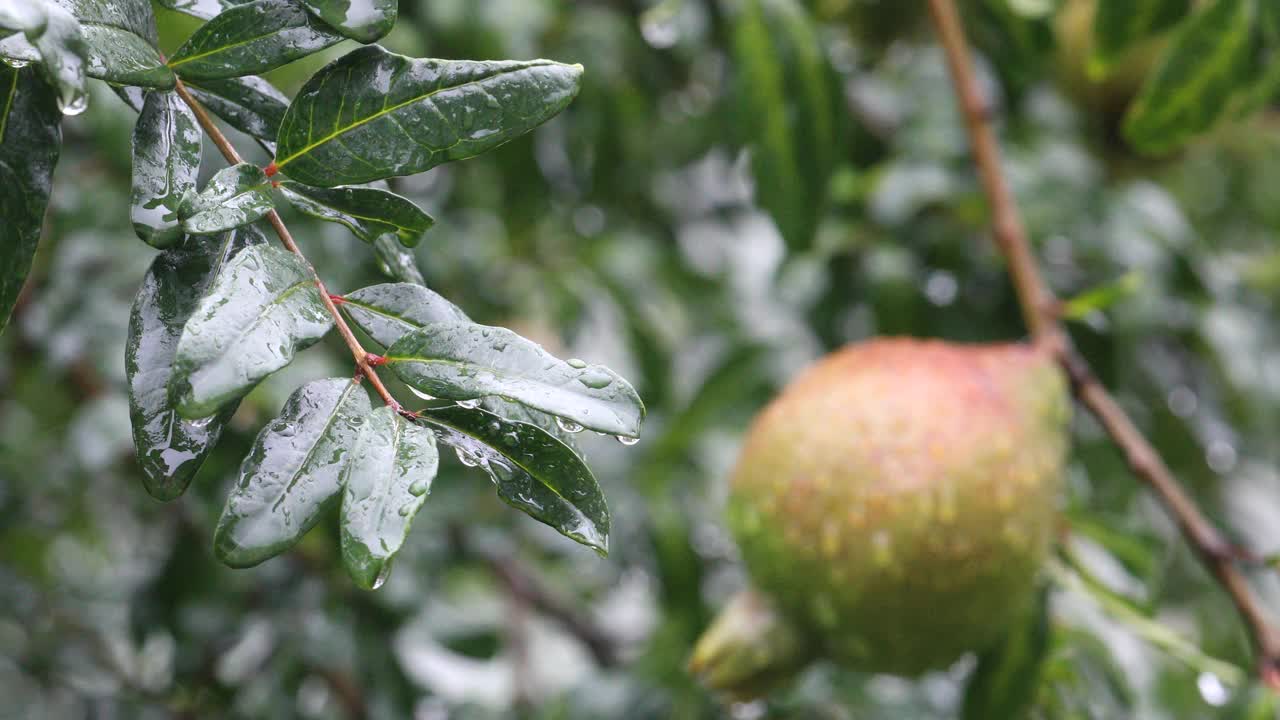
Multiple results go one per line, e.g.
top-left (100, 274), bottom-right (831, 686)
top-left (278, 181), bottom-right (434, 247)
top-left (273, 45), bottom-right (583, 186)
top-left (0, 65), bottom-right (60, 337)
top-left (339, 405), bottom-right (438, 589)
top-left (214, 377), bottom-right (370, 566)
top-left (962, 587), bottom-right (1050, 720)
top-left (0, 1), bottom-right (46, 33)
top-left (172, 243), bottom-right (333, 417)
top-left (126, 226), bottom-right (266, 500)
top-left (179, 162), bottom-right (273, 234)
top-left (417, 404), bottom-right (609, 555)
top-left (1090, 0), bottom-right (1190, 78)
top-left (130, 90), bottom-right (201, 247)
top-left (341, 282), bottom-right (468, 349)
top-left (184, 75), bottom-right (287, 153)
top-left (1036, 628), bottom-right (1135, 717)
top-left (1060, 272), bottom-right (1143, 321)
top-left (1122, 0), bottom-right (1256, 155)
top-left (166, 0), bottom-right (342, 81)
top-left (296, 0), bottom-right (394, 43)
top-left (385, 323), bottom-right (645, 437)
top-left (58, 0), bottom-right (173, 87)
top-left (371, 234), bottom-right (424, 285)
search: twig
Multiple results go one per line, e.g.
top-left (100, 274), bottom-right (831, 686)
top-left (925, 0), bottom-right (1280, 690)
top-left (171, 78), bottom-right (400, 412)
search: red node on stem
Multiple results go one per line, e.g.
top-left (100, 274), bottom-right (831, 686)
top-left (264, 162), bottom-right (278, 177)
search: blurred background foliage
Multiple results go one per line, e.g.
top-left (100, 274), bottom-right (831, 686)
top-left (4, 0), bottom-right (1280, 717)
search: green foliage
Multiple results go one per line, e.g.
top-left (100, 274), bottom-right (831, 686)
top-left (130, 89), bottom-right (199, 246)
top-left (166, 0), bottom-right (342, 80)
top-left (178, 161), bottom-right (273, 233)
top-left (278, 181), bottom-right (435, 246)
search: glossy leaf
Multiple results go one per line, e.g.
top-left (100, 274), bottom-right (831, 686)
top-left (172, 243), bottom-right (333, 417)
top-left (155, 0), bottom-right (250, 20)
top-left (213, 378), bottom-right (370, 567)
top-left (0, 3), bottom-right (88, 114)
top-left (418, 404), bottom-right (609, 554)
top-left (130, 91), bottom-right (201, 247)
top-left (0, 65), bottom-right (61, 336)
top-left (0, 1), bottom-right (46, 34)
top-left (184, 75), bottom-right (287, 153)
top-left (126, 226), bottom-right (267, 500)
top-left (340, 406), bottom-right (438, 589)
top-left (1122, 0), bottom-right (1255, 155)
top-left (179, 162), bottom-right (274, 235)
top-left (56, 0), bottom-right (173, 88)
top-left (274, 45), bottom-right (583, 186)
top-left (372, 234), bottom-right (424, 285)
top-left (385, 323), bottom-right (645, 437)
top-left (1090, 0), bottom-right (1189, 77)
top-left (341, 282), bottom-right (467, 348)
top-left (297, 0), bottom-right (394, 43)
top-left (166, 0), bottom-right (343, 81)
top-left (278, 181), bottom-right (434, 247)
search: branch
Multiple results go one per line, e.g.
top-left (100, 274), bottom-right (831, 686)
top-left (171, 78), bottom-right (401, 413)
top-left (924, 0), bottom-right (1280, 690)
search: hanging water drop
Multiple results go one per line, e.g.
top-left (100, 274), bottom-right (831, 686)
top-left (616, 435), bottom-right (640, 446)
top-left (371, 564), bottom-right (392, 590)
top-left (454, 447), bottom-right (480, 467)
top-left (556, 417), bottom-right (584, 433)
top-left (456, 398), bottom-right (480, 409)
top-left (2, 58), bottom-right (30, 69)
top-left (59, 92), bottom-right (89, 116)
top-left (408, 386), bottom-right (436, 401)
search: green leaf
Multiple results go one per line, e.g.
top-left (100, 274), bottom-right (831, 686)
top-left (339, 406), bottom-right (438, 589)
top-left (154, 0), bottom-right (251, 21)
top-left (179, 162), bottom-right (274, 235)
top-left (417, 404), bottom-right (609, 555)
top-left (385, 323), bottom-right (645, 437)
top-left (372, 234), bottom-right (424, 285)
top-left (166, 0), bottom-right (343, 81)
top-left (0, 3), bottom-right (88, 114)
top-left (297, 0), bottom-right (394, 43)
top-left (278, 181), bottom-right (434, 247)
top-left (1090, 0), bottom-right (1190, 77)
top-left (1122, 0), bottom-right (1256, 155)
top-left (55, 0), bottom-right (174, 88)
top-left (1060, 272), bottom-right (1143, 321)
top-left (0, 65), bottom-right (61, 336)
top-left (340, 282), bottom-right (468, 348)
top-left (213, 378), bottom-right (370, 567)
top-left (126, 226), bottom-right (267, 500)
top-left (0, 1), bottom-right (47, 34)
top-left (184, 75), bottom-right (287, 153)
top-left (172, 243), bottom-right (333, 417)
top-left (274, 45), bottom-right (583, 186)
top-left (962, 587), bottom-right (1050, 720)
top-left (130, 90), bottom-right (201, 247)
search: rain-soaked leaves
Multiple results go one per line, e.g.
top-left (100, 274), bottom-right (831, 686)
top-left (166, 0), bottom-right (343, 81)
top-left (214, 378), bottom-right (370, 567)
top-left (172, 243), bottom-right (333, 417)
top-left (183, 76), bottom-right (288, 153)
top-left (0, 65), bottom-right (61, 337)
top-left (126, 226), bottom-right (267, 500)
top-left (341, 282), bottom-right (468, 348)
top-left (179, 162), bottom-right (273, 235)
top-left (154, 0), bottom-right (250, 21)
top-left (277, 182), bottom-right (434, 247)
top-left (56, 0), bottom-right (173, 88)
top-left (130, 91), bottom-right (201, 247)
top-left (297, 0), bottom-right (395, 43)
top-left (273, 45), bottom-right (583, 186)
top-left (0, 1), bottom-right (46, 33)
top-left (418, 404), bottom-right (609, 555)
top-left (340, 406), bottom-right (438, 589)
top-left (385, 323), bottom-right (645, 437)
top-left (0, 2), bottom-right (88, 114)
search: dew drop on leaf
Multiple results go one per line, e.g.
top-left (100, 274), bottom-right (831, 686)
top-left (407, 386), bottom-right (436, 401)
top-left (456, 398), bottom-right (480, 409)
top-left (616, 435), bottom-right (640, 446)
top-left (556, 417), bottom-right (584, 433)
top-left (566, 358), bottom-right (587, 369)
top-left (371, 563), bottom-right (391, 590)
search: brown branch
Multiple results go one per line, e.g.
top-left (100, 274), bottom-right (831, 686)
top-left (171, 78), bottom-right (401, 412)
top-left (925, 0), bottom-right (1280, 690)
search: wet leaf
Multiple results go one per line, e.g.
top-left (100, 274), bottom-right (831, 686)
top-left (371, 234), bottom-right (424, 285)
top-left (184, 75), bottom-right (287, 153)
top-left (340, 406), bottom-right (438, 589)
top-left (1122, 0), bottom-right (1256, 154)
top-left (274, 45), bottom-right (583, 186)
top-left (213, 378), bottom-right (370, 567)
top-left (56, 0), bottom-right (173, 88)
top-left (341, 282), bottom-right (468, 348)
top-left (1090, 0), bottom-right (1190, 77)
top-left (172, 243), bottom-right (333, 417)
top-left (278, 182), bottom-right (434, 247)
top-left (166, 0), bottom-right (343, 81)
top-left (418, 404), bottom-right (609, 555)
top-left (0, 1), bottom-right (46, 34)
top-left (154, 0), bottom-right (251, 21)
top-left (0, 3), bottom-right (88, 114)
top-left (297, 0), bottom-right (394, 43)
top-left (179, 162), bottom-right (274, 235)
top-left (130, 90), bottom-right (201, 247)
top-left (385, 323), bottom-right (645, 437)
top-left (126, 226), bottom-right (267, 500)
top-left (0, 65), bottom-right (61, 336)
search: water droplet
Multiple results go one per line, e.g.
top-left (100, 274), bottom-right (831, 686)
top-left (1197, 672), bottom-right (1229, 706)
top-left (454, 447), bottom-right (479, 467)
top-left (616, 435), bottom-right (640, 446)
top-left (59, 92), bottom-right (88, 116)
top-left (188, 415), bottom-right (216, 429)
top-left (578, 369), bottom-right (613, 389)
top-left (555, 417), bottom-right (584, 433)
top-left (408, 386), bottom-right (436, 401)
top-left (398, 502), bottom-right (414, 517)
top-left (456, 398), bottom-right (480, 409)
top-left (566, 358), bottom-right (587, 369)
top-left (408, 480), bottom-right (429, 496)
top-left (3, 58), bottom-right (30, 69)
top-left (371, 564), bottom-right (391, 589)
